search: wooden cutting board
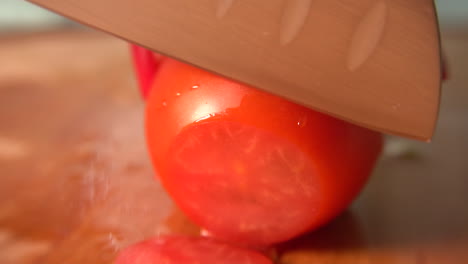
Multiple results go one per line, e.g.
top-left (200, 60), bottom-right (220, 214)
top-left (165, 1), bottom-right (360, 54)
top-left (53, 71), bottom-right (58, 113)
top-left (0, 29), bottom-right (466, 264)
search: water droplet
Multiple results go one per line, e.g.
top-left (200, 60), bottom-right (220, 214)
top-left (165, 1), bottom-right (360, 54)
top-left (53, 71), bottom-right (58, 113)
top-left (162, 101), bottom-right (167, 107)
top-left (297, 115), bottom-right (308, 128)
top-left (176, 92), bottom-right (181, 96)
top-left (191, 85), bottom-right (199, 89)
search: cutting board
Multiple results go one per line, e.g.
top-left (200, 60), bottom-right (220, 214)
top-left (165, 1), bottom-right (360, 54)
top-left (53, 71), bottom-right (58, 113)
top-left (0, 29), bottom-right (466, 264)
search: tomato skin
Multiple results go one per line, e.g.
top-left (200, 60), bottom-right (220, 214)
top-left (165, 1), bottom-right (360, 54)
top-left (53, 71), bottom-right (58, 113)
top-left (145, 58), bottom-right (383, 246)
top-left (114, 235), bottom-right (273, 264)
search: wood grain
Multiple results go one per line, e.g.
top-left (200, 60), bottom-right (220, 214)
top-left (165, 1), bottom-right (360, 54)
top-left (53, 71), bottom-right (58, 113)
top-left (27, 0), bottom-right (441, 141)
top-left (0, 30), bottom-right (466, 264)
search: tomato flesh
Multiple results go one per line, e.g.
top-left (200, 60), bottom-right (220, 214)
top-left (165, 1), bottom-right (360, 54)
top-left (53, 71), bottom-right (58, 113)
top-left (114, 235), bottom-right (273, 264)
top-left (167, 120), bottom-right (319, 245)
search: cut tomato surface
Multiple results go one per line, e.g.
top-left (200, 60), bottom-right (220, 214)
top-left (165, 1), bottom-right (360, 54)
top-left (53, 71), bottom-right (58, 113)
top-left (145, 58), bottom-right (383, 246)
top-left (114, 235), bottom-right (273, 264)
top-left (167, 120), bottom-right (320, 245)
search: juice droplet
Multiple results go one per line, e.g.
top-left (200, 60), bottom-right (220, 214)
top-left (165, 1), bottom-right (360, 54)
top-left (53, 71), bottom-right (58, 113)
top-left (195, 114), bottom-right (216, 123)
top-left (297, 115), bottom-right (308, 128)
top-left (176, 92), bottom-right (181, 96)
top-left (191, 85), bottom-right (199, 89)
top-left (162, 101), bottom-right (167, 107)
top-left (200, 229), bottom-right (213, 237)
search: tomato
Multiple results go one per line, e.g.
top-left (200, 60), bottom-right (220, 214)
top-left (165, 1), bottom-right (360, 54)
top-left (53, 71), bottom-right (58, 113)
top-left (114, 235), bottom-right (273, 264)
top-left (145, 58), bottom-right (383, 246)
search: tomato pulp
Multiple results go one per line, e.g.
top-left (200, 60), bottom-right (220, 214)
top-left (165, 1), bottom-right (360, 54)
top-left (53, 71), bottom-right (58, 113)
top-left (145, 58), bottom-right (383, 246)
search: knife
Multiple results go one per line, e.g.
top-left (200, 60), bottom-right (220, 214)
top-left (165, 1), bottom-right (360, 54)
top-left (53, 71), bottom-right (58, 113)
top-left (27, 0), bottom-right (442, 141)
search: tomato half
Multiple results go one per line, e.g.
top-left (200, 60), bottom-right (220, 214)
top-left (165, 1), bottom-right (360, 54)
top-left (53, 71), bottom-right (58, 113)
top-left (145, 58), bottom-right (383, 246)
top-left (114, 235), bottom-right (273, 264)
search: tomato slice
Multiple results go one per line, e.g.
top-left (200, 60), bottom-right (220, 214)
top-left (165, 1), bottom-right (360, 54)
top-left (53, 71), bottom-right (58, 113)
top-left (145, 58), bottom-right (383, 246)
top-left (114, 235), bottom-right (273, 264)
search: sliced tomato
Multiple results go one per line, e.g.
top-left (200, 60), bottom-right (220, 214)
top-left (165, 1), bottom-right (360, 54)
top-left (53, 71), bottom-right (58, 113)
top-left (145, 58), bottom-right (383, 246)
top-left (114, 235), bottom-right (273, 264)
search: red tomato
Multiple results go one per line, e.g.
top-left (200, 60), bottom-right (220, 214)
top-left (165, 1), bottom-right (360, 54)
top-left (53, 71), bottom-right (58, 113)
top-left (145, 58), bottom-right (383, 246)
top-left (114, 235), bottom-right (273, 264)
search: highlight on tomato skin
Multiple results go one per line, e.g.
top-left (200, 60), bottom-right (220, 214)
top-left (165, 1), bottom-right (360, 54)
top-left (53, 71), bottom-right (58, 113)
top-left (114, 235), bottom-right (273, 264)
top-left (145, 58), bottom-right (383, 246)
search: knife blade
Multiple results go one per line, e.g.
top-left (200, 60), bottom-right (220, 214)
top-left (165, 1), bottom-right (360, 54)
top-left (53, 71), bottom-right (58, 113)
top-left (27, 0), bottom-right (442, 141)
